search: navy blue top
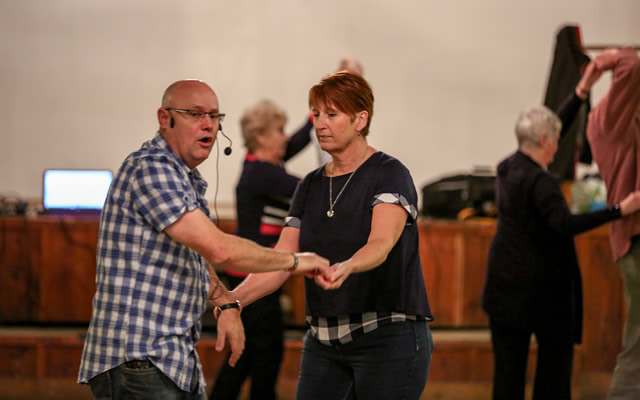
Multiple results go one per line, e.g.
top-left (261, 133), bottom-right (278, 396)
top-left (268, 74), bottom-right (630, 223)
top-left (287, 151), bottom-right (432, 319)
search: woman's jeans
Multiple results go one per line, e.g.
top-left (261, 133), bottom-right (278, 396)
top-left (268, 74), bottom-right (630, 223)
top-left (88, 360), bottom-right (205, 400)
top-left (296, 320), bottom-right (433, 400)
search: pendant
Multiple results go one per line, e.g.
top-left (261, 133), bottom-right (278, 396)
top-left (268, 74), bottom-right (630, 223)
top-left (327, 210), bottom-right (334, 218)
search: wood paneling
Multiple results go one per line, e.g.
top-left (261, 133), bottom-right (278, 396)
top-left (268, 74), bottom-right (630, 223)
top-left (282, 276), bottom-right (306, 327)
top-left (419, 219), bottom-right (494, 327)
top-left (419, 220), bottom-right (624, 373)
top-left (0, 216), bottom-right (99, 323)
top-left (0, 218), bottom-right (41, 322)
top-left (575, 227), bottom-right (624, 372)
top-left (419, 222), bottom-right (463, 326)
top-left (0, 216), bottom-right (626, 374)
top-left (0, 328), bottom-right (506, 383)
top-left (0, 216), bottom-right (307, 326)
top-left (38, 218), bottom-right (99, 322)
top-left (0, 340), bottom-right (37, 377)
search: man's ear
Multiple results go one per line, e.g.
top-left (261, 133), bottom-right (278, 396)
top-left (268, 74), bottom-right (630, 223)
top-left (158, 108), bottom-right (171, 129)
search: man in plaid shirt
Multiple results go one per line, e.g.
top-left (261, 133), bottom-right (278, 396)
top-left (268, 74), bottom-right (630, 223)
top-left (78, 79), bottom-right (329, 399)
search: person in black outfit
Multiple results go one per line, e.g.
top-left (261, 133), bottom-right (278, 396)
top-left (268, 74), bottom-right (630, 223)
top-left (209, 99), bottom-right (312, 400)
top-left (482, 104), bottom-right (640, 400)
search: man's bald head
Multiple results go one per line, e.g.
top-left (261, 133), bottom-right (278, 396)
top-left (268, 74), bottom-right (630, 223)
top-left (161, 79), bottom-right (216, 108)
top-left (157, 79), bottom-right (220, 169)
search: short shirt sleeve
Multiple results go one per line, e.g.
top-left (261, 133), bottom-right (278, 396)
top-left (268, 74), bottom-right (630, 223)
top-left (284, 169), bottom-right (315, 229)
top-left (371, 157), bottom-right (419, 222)
top-left (132, 156), bottom-right (201, 232)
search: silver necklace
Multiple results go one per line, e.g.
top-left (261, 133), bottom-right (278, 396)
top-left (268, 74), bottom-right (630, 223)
top-left (327, 147), bottom-right (368, 218)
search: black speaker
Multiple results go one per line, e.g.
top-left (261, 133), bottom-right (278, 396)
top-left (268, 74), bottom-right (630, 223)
top-left (421, 173), bottom-right (496, 219)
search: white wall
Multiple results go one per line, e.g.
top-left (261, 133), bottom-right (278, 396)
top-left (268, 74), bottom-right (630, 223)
top-left (1, 0), bottom-right (639, 216)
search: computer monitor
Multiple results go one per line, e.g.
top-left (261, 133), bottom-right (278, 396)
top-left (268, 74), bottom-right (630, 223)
top-left (43, 169), bottom-right (113, 212)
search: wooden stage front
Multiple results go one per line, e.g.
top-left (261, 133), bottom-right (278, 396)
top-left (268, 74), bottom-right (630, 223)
top-left (0, 215), bottom-right (624, 397)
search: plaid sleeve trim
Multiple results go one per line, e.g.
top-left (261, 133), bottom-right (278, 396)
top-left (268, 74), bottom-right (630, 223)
top-left (284, 216), bottom-right (301, 228)
top-left (307, 312), bottom-right (425, 346)
top-left (371, 193), bottom-right (418, 220)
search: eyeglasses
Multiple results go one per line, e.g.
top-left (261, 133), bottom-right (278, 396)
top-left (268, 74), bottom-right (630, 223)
top-left (165, 108), bottom-right (226, 123)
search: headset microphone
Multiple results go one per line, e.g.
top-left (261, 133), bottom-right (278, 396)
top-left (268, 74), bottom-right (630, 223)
top-left (219, 123), bottom-right (233, 155)
top-left (170, 116), bottom-right (175, 128)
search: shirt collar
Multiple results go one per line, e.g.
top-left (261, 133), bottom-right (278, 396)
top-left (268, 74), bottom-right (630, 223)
top-left (245, 152), bottom-right (260, 162)
top-left (148, 132), bottom-right (202, 179)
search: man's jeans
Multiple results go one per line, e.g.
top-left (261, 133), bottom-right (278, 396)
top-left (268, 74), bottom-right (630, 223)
top-left (88, 360), bottom-right (205, 400)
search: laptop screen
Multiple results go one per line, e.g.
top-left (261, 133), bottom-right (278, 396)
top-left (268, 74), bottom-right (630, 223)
top-left (43, 169), bottom-right (113, 211)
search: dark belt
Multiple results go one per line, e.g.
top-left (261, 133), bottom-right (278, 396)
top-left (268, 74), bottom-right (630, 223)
top-left (124, 359), bottom-right (152, 369)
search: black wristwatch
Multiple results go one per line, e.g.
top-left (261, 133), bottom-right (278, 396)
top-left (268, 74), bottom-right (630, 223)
top-left (215, 300), bottom-right (241, 314)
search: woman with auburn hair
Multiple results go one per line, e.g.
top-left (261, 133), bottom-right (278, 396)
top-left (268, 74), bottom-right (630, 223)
top-left (233, 71), bottom-right (434, 399)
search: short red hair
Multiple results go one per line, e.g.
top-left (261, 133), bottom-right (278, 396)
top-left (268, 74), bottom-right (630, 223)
top-left (309, 71), bottom-right (374, 137)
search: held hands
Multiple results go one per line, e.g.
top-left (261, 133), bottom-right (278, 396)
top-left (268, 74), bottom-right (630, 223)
top-left (314, 261), bottom-right (354, 290)
top-left (576, 48), bottom-right (623, 98)
top-left (576, 61), bottom-right (603, 99)
top-left (290, 252), bottom-right (331, 280)
top-left (619, 190), bottom-right (640, 216)
top-left (594, 48), bottom-right (621, 71)
top-left (292, 253), bottom-right (354, 290)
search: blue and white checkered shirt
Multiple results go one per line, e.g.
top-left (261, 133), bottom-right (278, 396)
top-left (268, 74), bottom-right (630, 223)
top-left (78, 133), bottom-right (211, 393)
